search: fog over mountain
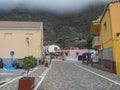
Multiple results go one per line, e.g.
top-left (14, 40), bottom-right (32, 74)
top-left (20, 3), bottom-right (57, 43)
top-left (0, 0), bottom-right (111, 14)
top-left (0, 0), bottom-right (113, 48)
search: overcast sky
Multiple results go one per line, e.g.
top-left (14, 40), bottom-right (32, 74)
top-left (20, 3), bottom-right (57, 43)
top-left (0, 0), bottom-right (112, 13)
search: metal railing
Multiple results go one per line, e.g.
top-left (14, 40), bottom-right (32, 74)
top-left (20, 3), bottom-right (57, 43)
top-left (92, 36), bottom-right (101, 45)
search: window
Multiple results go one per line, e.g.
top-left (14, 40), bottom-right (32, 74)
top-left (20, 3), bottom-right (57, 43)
top-left (76, 52), bottom-right (79, 55)
top-left (104, 22), bottom-right (107, 32)
top-left (54, 47), bottom-right (58, 51)
top-left (103, 47), bottom-right (113, 61)
top-left (65, 52), bottom-right (68, 56)
top-left (4, 33), bottom-right (12, 40)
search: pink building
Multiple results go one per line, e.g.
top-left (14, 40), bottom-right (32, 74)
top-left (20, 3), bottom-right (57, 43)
top-left (55, 47), bottom-right (88, 61)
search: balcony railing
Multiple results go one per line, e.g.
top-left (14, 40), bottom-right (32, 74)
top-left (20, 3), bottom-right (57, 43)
top-left (92, 36), bottom-right (101, 48)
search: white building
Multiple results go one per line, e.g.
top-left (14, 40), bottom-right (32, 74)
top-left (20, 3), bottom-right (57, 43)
top-left (48, 45), bottom-right (60, 53)
top-left (43, 45), bottom-right (60, 55)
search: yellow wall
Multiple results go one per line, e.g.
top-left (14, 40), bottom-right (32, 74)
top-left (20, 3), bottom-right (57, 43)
top-left (91, 2), bottom-right (120, 75)
top-left (0, 28), bottom-right (43, 59)
top-left (109, 3), bottom-right (120, 75)
top-left (110, 3), bottom-right (120, 38)
top-left (113, 40), bottom-right (120, 75)
top-left (100, 7), bottom-right (113, 49)
top-left (99, 2), bottom-right (120, 75)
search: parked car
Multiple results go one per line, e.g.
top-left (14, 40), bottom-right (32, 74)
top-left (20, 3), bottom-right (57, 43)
top-left (78, 55), bottom-right (83, 61)
top-left (82, 53), bottom-right (88, 60)
top-left (82, 52), bottom-right (93, 60)
top-left (91, 53), bottom-right (99, 62)
top-left (0, 58), bottom-right (4, 68)
top-left (12, 59), bottom-right (23, 68)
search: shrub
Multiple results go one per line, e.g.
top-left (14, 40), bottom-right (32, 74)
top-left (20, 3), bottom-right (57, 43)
top-left (22, 56), bottom-right (37, 77)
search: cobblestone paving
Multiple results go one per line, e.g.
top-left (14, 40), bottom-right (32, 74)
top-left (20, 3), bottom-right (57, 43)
top-left (0, 65), bottom-right (46, 90)
top-left (38, 61), bottom-right (120, 90)
top-left (79, 62), bottom-right (120, 84)
top-left (0, 69), bottom-right (24, 84)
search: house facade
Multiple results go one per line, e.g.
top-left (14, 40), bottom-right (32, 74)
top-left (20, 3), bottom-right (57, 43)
top-left (0, 21), bottom-right (43, 60)
top-left (55, 47), bottom-right (88, 61)
top-left (91, 1), bottom-right (120, 75)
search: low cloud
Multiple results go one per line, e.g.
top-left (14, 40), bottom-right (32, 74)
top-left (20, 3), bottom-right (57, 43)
top-left (0, 0), bottom-right (111, 14)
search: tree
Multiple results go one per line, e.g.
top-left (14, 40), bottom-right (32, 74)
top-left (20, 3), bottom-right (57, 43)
top-left (55, 38), bottom-right (66, 48)
top-left (22, 56), bottom-right (37, 77)
top-left (87, 35), bottom-right (94, 49)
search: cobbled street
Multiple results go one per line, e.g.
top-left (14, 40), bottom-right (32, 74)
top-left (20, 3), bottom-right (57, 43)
top-left (1, 60), bottom-right (120, 90)
top-left (38, 60), bottom-right (120, 90)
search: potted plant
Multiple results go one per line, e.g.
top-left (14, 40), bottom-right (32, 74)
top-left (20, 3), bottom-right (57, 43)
top-left (45, 60), bottom-right (49, 67)
top-left (18, 56), bottom-right (37, 90)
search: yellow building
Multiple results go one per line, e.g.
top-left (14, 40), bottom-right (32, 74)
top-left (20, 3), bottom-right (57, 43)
top-left (0, 21), bottom-right (43, 59)
top-left (91, 1), bottom-right (120, 75)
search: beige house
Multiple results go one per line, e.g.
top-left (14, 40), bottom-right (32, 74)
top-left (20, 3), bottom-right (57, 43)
top-left (0, 21), bottom-right (43, 59)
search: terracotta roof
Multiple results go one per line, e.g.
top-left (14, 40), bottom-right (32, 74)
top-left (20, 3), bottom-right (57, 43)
top-left (0, 21), bottom-right (42, 28)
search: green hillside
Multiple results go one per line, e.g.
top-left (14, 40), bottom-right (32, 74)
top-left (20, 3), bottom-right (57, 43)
top-left (0, 4), bottom-right (105, 48)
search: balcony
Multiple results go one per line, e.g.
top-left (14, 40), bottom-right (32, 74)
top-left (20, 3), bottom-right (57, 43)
top-left (92, 36), bottom-right (101, 48)
top-left (90, 20), bottom-right (100, 35)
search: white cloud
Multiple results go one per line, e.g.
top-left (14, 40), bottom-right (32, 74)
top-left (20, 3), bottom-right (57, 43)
top-left (0, 0), bottom-right (111, 13)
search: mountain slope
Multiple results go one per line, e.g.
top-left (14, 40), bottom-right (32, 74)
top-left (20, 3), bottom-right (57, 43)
top-left (0, 4), bottom-right (105, 48)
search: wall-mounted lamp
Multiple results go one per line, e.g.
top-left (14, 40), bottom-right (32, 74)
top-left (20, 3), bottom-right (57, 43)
top-left (26, 37), bottom-right (30, 44)
top-left (116, 32), bottom-right (120, 37)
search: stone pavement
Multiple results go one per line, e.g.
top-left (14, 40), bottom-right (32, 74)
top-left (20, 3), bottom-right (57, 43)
top-left (0, 65), bottom-right (46, 90)
top-left (1, 60), bottom-right (120, 90)
top-left (78, 62), bottom-right (120, 83)
top-left (38, 61), bottom-right (120, 90)
top-left (0, 69), bottom-right (24, 85)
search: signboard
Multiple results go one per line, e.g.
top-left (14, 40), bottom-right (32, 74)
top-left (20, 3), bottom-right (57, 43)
top-left (10, 51), bottom-right (14, 56)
